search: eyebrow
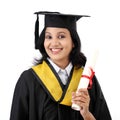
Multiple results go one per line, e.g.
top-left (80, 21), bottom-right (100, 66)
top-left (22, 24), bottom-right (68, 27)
top-left (45, 31), bottom-right (66, 34)
top-left (45, 32), bottom-right (51, 34)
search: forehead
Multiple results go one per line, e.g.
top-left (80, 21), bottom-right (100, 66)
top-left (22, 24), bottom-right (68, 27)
top-left (45, 27), bottom-right (70, 33)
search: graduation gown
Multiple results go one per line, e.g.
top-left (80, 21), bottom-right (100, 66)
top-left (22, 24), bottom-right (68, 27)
top-left (10, 60), bottom-right (112, 120)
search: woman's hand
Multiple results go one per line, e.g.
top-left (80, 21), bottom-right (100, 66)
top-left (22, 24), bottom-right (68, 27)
top-left (72, 88), bottom-right (95, 120)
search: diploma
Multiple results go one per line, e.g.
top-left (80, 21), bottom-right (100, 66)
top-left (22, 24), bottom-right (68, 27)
top-left (71, 48), bottom-right (99, 111)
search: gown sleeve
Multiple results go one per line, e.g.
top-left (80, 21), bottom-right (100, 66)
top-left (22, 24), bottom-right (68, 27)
top-left (9, 71), bottom-right (29, 120)
top-left (10, 69), bottom-right (46, 120)
top-left (89, 76), bottom-right (112, 120)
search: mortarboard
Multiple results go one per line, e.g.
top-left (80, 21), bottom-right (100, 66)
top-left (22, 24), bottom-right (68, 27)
top-left (34, 11), bottom-right (90, 49)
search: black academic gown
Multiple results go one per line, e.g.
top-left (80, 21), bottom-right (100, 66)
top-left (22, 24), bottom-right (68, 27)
top-left (10, 65), bottom-right (112, 120)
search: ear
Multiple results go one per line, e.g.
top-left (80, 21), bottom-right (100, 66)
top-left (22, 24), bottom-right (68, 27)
top-left (72, 42), bottom-right (75, 48)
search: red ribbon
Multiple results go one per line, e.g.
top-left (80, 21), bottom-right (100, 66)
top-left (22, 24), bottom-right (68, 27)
top-left (81, 67), bottom-right (95, 89)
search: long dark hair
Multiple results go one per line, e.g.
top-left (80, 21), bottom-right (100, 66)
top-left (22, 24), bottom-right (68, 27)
top-left (34, 27), bottom-right (86, 68)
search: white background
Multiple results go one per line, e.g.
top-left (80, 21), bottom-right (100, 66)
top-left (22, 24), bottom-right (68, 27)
top-left (0, 0), bottom-right (120, 119)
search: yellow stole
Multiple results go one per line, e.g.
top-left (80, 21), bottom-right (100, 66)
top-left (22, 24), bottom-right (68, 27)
top-left (32, 61), bottom-right (83, 106)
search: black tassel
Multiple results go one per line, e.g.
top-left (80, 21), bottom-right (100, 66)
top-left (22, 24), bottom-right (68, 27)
top-left (35, 14), bottom-right (39, 49)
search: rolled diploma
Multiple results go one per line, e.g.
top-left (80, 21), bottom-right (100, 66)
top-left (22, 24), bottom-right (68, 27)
top-left (71, 49), bottom-right (99, 111)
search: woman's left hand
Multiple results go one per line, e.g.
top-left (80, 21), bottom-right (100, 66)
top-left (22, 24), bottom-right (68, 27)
top-left (72, 88), bottom-right (90, 118)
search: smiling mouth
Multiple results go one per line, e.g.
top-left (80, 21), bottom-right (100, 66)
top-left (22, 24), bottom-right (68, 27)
top-left (50, 48), bottom-right (63, 54)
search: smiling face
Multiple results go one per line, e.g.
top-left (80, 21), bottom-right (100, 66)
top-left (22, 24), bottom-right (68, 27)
top-left (44, 27), bottom-right (74, 68)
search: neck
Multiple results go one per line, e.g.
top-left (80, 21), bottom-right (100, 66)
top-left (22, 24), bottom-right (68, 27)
top-left (55, 62), bottom-right (69, 69)
top-left (49, 59), bottom-right (70, 69)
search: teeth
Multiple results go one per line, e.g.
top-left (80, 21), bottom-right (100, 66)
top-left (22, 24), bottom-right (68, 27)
top-left (51, 48), bottom-right (61, 52)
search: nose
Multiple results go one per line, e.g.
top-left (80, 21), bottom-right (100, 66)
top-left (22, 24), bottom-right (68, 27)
top-left (51, 38), bottom-right (60, 46)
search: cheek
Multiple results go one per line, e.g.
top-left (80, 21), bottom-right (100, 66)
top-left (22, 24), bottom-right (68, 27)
top-left (66, 43), bottom-right (74, 52)
top-left (64, 40), bottom-right (73, 48)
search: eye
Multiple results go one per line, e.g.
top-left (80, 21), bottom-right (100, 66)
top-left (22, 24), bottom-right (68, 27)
top-left (45, 35), bottom-right (52, 39)
top-left (58, 35), bottom-right (65, 39)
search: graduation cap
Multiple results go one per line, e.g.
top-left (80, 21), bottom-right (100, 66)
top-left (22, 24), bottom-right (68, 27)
top-left (34, 11), bottom-right (90, 49)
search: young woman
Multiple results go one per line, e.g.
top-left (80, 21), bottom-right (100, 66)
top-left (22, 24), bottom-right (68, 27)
top-left (10, 11), bottom-right (112, 120)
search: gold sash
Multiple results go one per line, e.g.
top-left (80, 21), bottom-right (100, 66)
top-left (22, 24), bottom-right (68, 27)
top-left (32, 61), bottom-right (83, 106)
